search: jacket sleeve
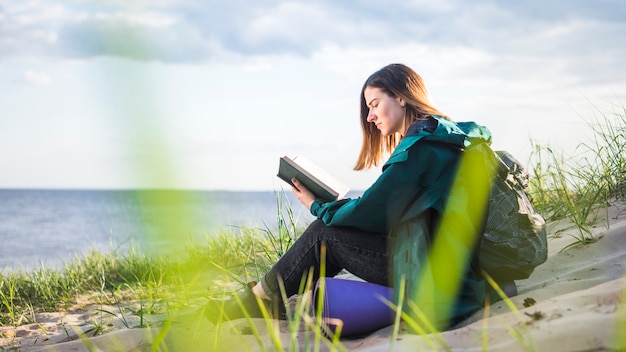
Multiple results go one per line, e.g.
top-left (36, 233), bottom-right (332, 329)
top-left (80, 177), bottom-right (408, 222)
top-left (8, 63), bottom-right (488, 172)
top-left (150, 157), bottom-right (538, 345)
top-left (310, 141), bottom-right (458, 233)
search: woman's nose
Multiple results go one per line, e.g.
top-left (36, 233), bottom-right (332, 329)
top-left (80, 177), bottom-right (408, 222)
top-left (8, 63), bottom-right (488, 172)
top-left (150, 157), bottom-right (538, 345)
top-left (366, 113), bottom-right (376, 122)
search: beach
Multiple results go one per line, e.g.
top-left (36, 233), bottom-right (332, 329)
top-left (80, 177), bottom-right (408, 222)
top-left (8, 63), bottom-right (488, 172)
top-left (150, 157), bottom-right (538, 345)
top-left (2, 200), bottom-right (625, 351)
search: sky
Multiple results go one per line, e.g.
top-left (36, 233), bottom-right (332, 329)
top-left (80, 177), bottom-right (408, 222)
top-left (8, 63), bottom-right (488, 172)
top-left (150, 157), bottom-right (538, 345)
top-left (1, 0), bottom-right (625, 192)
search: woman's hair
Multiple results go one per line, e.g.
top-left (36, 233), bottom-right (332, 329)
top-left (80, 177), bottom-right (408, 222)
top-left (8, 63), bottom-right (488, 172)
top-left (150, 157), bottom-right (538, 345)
top-left (354, 63), bottom-right (449, 170)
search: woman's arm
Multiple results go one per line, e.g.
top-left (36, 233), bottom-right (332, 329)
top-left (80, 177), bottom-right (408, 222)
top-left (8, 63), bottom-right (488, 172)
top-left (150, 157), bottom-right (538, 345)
top-left (310, 142), bottom-right (458, 233)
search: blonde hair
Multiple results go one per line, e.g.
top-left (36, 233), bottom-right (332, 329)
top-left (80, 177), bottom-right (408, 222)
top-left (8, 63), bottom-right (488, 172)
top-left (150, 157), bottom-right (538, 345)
top-left (355, 64), bottom-right (449, 170)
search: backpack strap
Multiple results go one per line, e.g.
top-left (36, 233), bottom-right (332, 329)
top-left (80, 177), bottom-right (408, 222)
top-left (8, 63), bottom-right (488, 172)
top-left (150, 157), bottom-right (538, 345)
top-left (495, 150), bottom-right (529, 188)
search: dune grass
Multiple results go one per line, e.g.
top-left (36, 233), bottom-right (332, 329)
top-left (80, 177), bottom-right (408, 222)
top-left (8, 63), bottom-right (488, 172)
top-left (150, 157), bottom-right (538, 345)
top-left (527, 106), bottom-right (626, 249)
top-left (1, 107), bottom-right (625, 350)
top-left (0, 191), bottom-right (308, 348)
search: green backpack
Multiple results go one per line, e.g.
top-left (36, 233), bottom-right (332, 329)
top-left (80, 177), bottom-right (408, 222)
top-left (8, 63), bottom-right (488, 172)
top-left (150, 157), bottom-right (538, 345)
top-left (479, 150), bottom-right (548, 282)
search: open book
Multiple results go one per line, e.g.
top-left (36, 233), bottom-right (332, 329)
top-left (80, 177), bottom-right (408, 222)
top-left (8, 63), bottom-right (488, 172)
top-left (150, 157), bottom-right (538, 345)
top-left (277, 155), bottom-right (350, 202)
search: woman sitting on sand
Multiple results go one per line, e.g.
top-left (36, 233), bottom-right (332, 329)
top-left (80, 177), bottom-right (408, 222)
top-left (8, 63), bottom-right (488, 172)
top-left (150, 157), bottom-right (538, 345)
top-left (205, 63), bottom-right (494, 330)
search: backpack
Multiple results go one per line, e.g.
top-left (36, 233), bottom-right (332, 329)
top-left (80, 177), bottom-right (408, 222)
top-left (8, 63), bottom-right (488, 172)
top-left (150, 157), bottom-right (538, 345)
top-left (479, 150), bottom-right (548, 282)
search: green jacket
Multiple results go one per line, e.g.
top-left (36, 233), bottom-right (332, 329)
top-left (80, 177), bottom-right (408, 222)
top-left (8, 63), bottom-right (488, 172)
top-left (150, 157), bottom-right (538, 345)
top-left (310, 115), bottom-right (494, 329)
top-left (310, 115), bottom-right (492, 232)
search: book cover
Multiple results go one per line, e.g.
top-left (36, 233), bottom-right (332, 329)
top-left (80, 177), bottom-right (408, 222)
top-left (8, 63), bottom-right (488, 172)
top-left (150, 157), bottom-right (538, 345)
top-left (277, 155), bottom-right (350, 203)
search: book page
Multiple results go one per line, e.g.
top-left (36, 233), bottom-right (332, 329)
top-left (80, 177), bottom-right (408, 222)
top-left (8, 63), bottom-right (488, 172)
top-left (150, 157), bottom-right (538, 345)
top-left (292, 155), bottom-right (350, 199)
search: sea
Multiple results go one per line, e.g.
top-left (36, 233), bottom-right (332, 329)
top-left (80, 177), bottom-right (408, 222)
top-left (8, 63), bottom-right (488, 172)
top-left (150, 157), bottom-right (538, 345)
top-left (0, 189), bottom-right (362, 273)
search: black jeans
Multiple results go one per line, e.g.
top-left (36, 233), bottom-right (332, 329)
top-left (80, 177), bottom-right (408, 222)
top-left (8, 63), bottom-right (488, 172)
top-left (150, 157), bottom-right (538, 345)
top-left (260, 219), bottom-right (389, 298)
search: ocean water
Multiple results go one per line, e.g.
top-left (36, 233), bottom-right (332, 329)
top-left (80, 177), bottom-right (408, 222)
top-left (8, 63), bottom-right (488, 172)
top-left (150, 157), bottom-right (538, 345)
top-left (0, 189), bottom-right (349, 272)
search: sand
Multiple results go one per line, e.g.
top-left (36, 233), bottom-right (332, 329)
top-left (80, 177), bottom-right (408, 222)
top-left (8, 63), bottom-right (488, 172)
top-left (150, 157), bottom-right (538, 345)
top-left (2, 201), bottom-right (625, 351)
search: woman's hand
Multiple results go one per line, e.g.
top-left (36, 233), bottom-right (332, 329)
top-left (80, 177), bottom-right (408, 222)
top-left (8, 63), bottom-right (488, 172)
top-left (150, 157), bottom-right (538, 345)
top-left (291, 178), bottom-right (316, 209)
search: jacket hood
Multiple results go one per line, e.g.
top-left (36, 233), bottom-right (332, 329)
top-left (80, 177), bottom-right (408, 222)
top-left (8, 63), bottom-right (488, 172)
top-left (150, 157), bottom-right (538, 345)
top-left (400, 115), bottom-right (492, 150)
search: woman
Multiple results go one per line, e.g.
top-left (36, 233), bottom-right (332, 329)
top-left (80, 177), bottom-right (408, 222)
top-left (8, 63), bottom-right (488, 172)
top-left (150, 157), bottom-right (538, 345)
top-left (206, 63), bottom-right (494, 330)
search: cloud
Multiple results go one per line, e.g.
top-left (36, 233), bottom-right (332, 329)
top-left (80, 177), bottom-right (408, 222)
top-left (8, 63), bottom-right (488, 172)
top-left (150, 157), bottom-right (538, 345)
top-left (0, 2), bottom-right (61, 58)
top-left (56, 12), bottom-right (214, 62)
top-left (1, 0), bottom-right (625, 89)
top-left (24, 69), bottom-right (51, 85)
top-left (0, 0), bottom-right (212, 61)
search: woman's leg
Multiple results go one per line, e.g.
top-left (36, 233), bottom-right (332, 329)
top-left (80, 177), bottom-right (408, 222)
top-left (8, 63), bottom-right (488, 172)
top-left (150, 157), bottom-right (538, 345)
top-left (259, 219), bottom-right (388, 299)
top-left (206, 219), bottom-right (388, 322)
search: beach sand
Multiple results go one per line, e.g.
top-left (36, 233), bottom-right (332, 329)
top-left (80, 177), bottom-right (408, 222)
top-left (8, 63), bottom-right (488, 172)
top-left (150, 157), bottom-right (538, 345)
top-left (2, 201), bottom-right (625, 351)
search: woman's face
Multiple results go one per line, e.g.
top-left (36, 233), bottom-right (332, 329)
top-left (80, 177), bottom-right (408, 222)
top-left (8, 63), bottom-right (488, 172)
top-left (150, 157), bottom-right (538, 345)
top-left (364, 86), bottom-right (405, 137)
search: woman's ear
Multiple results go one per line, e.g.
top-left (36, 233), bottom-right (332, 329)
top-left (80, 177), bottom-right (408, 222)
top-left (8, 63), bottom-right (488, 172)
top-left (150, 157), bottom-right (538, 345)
top-left (399, 97), bottom-right (406, 107)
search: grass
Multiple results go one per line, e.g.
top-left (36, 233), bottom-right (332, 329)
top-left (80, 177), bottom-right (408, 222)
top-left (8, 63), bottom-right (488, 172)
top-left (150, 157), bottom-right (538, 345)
top-left (527, 105), bottom-right (626, 249)
top-left (1, 107), bottom-right (625, 350)
top-left (0, 191), bottom-right (316, 350)
top-left (0, 246), bottom-right (171, 325)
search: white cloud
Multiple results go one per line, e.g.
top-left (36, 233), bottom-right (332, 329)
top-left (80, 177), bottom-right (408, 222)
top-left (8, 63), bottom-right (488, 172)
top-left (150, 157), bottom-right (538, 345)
top-left (23, 69), bottom-right (51, 85)
top-left (236, 1), bottom-right (396, 56)
top-left (1, 0), bottom-right (625, 72)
